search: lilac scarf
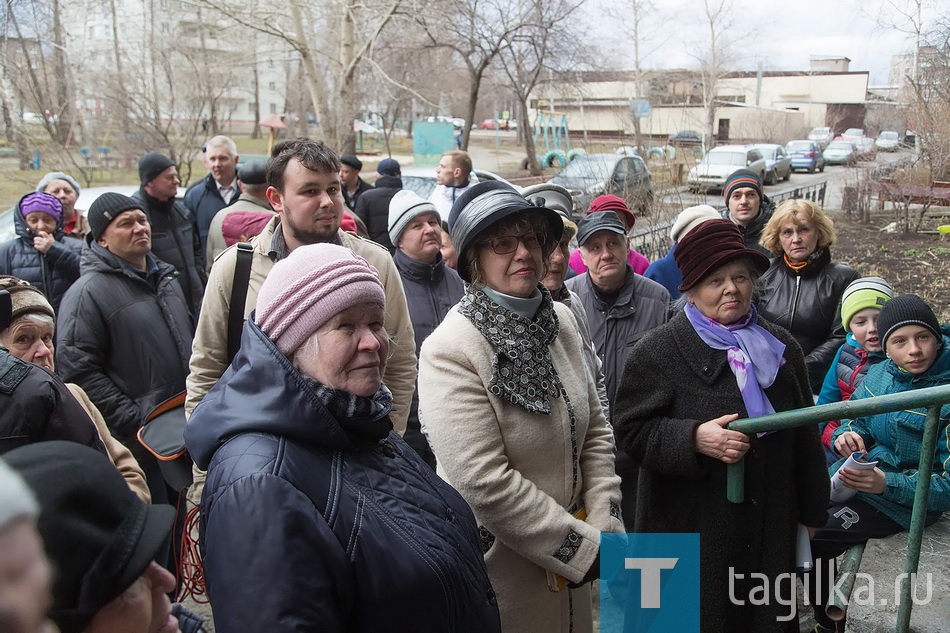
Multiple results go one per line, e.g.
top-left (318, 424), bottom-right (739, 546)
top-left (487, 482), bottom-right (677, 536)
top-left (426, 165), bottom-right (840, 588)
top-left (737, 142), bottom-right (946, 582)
top-left (685, 303), bottom-right (786, 430)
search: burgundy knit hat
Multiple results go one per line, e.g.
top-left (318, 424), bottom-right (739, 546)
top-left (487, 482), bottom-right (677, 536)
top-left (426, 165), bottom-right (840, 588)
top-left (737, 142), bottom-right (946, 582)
top-left (674, 219), bottom-right (770, 291)
top-left (587, 194), bottom-right (636, 229)
top-left (255, 243), bottom-right (386, 355)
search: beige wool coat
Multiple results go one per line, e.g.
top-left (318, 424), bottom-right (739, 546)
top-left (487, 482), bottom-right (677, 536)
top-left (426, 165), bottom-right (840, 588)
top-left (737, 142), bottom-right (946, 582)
top-left (419, 301), bottom-right (623, 633)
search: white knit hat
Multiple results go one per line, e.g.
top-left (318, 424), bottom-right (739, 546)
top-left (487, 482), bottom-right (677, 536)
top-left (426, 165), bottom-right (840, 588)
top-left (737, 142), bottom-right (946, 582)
top-left (388, 190), bottom-right (440, 245)
top-left (670, 205), bottom-right (721, 242)
top-left (0, 458), bottom-right (39, 530)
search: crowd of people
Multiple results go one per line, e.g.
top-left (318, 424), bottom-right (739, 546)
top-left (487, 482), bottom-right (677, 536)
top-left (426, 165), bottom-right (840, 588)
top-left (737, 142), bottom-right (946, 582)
top-left (0, 136), bottom-right (947, 633)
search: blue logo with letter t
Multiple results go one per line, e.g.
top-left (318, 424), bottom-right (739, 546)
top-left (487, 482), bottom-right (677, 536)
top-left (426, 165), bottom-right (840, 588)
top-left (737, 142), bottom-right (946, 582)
top-left (600, 533), bottom-right (700, 632)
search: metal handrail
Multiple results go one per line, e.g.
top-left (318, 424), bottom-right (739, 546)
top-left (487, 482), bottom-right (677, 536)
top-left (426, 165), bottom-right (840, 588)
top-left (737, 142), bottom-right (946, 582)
top-left (725, 383), bottom-right (950, 633)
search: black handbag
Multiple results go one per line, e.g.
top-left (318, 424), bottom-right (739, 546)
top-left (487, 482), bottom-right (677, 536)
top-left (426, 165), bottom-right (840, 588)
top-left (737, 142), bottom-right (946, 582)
top-left (138, 391), bottom-right (192, 491)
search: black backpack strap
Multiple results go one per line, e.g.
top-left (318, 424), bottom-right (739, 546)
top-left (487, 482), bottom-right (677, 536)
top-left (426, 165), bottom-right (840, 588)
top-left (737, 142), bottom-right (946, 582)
top-left (227, 242), bottom-right (254, 364)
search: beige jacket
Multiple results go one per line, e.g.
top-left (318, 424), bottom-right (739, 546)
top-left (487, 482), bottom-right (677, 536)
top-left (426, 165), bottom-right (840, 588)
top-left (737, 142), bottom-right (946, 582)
top-left (67, 383), bottom-right (151, 503)
top-left (185, 216), bottom-right (416, 503)
top-left (418, 301), bottom-right (622, 633)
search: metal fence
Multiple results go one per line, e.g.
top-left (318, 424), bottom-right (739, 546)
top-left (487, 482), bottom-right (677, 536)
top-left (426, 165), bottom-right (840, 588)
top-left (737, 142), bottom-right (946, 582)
top-left (629, 180), bottom-right (830, 263)
top-left (725, 383), bottom-right (950, 633)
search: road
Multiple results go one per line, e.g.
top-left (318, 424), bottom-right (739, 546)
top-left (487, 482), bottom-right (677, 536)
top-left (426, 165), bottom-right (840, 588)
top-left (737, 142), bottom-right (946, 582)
top-left (664, 149), bottom-right (912, 212)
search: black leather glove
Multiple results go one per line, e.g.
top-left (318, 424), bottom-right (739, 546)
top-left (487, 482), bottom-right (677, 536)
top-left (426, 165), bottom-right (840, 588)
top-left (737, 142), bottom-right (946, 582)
top-left (568, 552), bottom-right (601, 589)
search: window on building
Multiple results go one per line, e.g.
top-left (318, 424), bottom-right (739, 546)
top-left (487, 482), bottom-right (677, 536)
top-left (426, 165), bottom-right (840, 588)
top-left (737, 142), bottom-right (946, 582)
top-left (249, 103), bottom-right (255, 114)
top-left (268, 81), bottom-right (276, 91)
top-left (270, 103), bottom-right (277, 114)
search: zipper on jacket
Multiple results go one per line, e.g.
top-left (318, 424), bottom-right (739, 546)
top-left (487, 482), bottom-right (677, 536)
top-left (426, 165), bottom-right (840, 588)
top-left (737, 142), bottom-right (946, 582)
top-left (789, 275), bottom-right (802, 328)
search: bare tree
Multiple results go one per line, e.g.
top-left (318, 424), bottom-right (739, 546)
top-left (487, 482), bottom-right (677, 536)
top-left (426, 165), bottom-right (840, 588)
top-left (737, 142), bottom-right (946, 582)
top-left (412, 0), bottom-right (533, 151)
top-left (601, 0), bottom-right (667, 153)
top-left (496, 0), bottom-right (584, 175)
top-left (695, 0), bottom-right (733, 148)
top-left (186, 0), bottom-right (401, 153)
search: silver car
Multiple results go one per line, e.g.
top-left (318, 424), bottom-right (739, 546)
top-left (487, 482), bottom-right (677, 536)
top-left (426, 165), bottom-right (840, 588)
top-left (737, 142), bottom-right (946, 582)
top-left (687, 146), bottom-right (767, 193)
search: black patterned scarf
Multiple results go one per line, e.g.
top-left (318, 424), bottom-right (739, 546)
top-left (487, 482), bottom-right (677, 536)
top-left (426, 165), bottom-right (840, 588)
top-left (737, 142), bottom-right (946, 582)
top-left (458, 284), bottom-right (563, 414)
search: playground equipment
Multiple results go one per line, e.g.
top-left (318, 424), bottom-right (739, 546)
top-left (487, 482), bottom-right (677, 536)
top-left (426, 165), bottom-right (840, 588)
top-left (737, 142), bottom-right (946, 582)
top-left (534, 112), bottom-right (572, 168)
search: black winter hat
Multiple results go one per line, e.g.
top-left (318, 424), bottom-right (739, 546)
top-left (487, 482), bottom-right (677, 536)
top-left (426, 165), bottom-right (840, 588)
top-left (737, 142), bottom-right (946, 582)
top-left (877, 294), bottom-right (943, 351)
top-left (237, 159), bottom-right (267, 185)
top-left (138, 151), bottom-right (175, 185)
top-left (340, 154), bottom-right (363, 171)
top-left (4, 442), bottom-right (175, 633)
top-left (86, 192), bottom-right (145, 242)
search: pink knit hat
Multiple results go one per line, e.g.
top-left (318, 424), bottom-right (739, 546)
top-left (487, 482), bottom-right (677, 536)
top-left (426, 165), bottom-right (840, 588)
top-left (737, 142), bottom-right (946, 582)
top-left (255, 243), bottom-right (386, 355)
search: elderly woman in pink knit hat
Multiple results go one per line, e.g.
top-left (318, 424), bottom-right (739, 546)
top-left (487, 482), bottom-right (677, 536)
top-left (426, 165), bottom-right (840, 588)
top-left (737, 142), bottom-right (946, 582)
top-left (185, 243), bottom-right (500, 633)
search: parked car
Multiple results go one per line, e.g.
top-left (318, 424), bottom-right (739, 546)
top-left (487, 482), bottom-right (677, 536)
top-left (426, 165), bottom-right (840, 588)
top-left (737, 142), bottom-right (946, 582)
top-left (479, 119), bottom-right (498, 130)
top-left (549, 153), bottom-right (653, 216)
top-left (399, 167), bottom-right (510, 200)
top-left (686, 145), bottom-right (767, 193)
top-left (751, 143), bottom-right (793, 185)
top-left (876, 130), bottom-right (901, 152)
top-left (822, 140), bottom-right (857, 166)
top-left (854, 137), bottom-right (877, 161)
top-left (785, 140), bottom-right (825, 173)
top-left (842, 128), bottom-right (865, 139)
top-left (808, 127), bottom-right (834, 149)
top-left (669, 130), bottom-right (703, 145)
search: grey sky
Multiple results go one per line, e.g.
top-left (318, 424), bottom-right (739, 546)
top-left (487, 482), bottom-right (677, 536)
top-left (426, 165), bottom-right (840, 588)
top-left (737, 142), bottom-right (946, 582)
top-left (597, 0), bottom-right (939, 84)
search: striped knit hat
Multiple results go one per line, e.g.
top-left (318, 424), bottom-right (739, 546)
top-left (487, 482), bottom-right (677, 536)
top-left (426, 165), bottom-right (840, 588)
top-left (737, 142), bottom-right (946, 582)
top-left (724, 168), bottom-right (763, 202)
top-left (255, 243), bottom-right (386, 355)
top-left (840, 277), bottom-right (893, 332)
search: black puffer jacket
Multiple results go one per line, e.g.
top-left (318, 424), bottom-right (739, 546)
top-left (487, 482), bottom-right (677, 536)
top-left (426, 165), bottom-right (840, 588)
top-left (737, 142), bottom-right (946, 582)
top-left (185, 319), bottom-right (501, 633)
top-left (719, 194), bottom-right (775, 255)
top-left (0, 348), bottom-right (106, 455)
top-left (0, 196), bottom-right (82, 312)
top-left (353, 175), bottom-right (402, 251)
top-left (132, 189), bottom-right (206, 315)
top-left (756, 248), bottom-right (859, 392)
top-left (55, 244), bottom-right (194, 460)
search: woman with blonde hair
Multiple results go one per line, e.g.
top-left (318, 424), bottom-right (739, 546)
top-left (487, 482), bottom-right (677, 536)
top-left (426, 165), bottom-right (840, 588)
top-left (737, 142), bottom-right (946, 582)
top-left (757, 199), bottom-right (859, 393)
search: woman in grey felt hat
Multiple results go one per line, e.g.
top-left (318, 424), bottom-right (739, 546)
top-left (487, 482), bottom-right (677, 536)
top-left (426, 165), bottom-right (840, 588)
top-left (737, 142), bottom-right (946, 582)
top-left (418, 180), bottom-right (622, 633)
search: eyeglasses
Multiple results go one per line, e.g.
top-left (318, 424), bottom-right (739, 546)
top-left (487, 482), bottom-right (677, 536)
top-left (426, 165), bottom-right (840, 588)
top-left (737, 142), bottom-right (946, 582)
top-left (480, 232), bottom-right (546, 254)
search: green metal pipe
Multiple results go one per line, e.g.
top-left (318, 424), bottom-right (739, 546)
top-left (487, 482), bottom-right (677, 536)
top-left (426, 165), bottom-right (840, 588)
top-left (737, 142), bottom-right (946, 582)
top-left (728, 384), bottom-right (950, 435)
top-left (725, 384), bottom-right (950, 504)
top-left (727, 462), bottom-right (744, 503)
top-left (826, 542), bottom-right (866, 622)
top-left (895, 404), bottom-right (942, 633)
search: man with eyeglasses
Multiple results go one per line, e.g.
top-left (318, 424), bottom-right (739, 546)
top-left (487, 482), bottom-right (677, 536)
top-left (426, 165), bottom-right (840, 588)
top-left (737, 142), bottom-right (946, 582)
top-left (565, 210), bottom-right (670, 529)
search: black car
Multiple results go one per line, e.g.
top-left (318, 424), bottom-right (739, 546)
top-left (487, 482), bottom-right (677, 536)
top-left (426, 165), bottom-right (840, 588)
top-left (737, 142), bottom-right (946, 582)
top-left (669, 130), bottom-right (703, 145)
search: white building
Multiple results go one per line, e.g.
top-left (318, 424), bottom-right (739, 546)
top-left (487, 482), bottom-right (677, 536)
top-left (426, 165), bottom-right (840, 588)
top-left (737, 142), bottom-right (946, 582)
top-left (62, 0), bottom-right (290, 133)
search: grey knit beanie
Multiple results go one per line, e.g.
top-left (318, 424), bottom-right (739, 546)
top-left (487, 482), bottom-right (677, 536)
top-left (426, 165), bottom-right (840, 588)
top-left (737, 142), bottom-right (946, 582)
top-left (36, 171), bottom-right (81, 196)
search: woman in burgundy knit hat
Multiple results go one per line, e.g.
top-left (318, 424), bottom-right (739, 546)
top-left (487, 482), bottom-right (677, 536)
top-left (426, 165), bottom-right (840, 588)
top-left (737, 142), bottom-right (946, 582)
top-left (567, 194), bottom-right (650, 275)
top-left (613, 219), bottom-right (829, 633)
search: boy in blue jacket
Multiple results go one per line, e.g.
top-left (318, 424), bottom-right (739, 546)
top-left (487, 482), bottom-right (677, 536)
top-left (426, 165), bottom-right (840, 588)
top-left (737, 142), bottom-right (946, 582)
top-left (816, 277), bottom-right (893, 462)
top-left (807, 294), bottom-right (950, 633)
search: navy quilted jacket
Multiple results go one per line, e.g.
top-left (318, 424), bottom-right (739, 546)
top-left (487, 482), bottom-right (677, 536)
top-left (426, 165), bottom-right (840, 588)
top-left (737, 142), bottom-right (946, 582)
top-left (185, 318), bottom-right (501, 633)
top-left (0, 195), bottom-right (81, 312)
